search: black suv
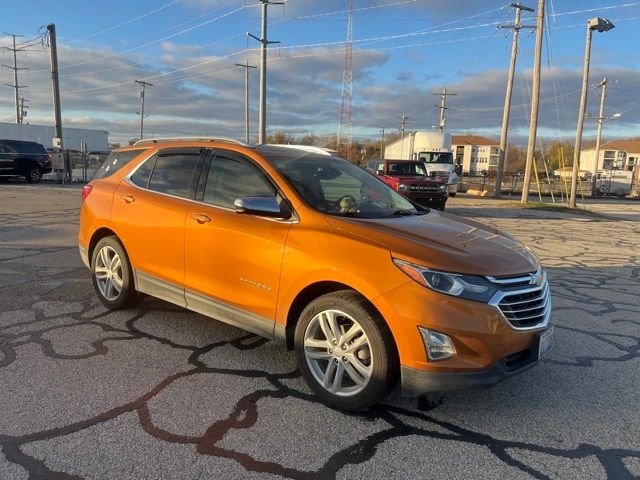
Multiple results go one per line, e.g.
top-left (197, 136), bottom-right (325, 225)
top-left (0, 139), bottom-right (53, 183)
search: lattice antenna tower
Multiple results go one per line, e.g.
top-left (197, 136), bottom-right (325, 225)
top-left (336, 0), bottom-right (354, 160)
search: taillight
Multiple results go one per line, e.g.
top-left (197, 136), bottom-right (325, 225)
top-left (45, 154), bottom-right (52, 165)
top-left (81, 184), bottom-right (93, 202)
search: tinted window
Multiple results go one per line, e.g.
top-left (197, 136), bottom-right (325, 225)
top-left (94, 149), bottom-right (145, 180)
top-left (1, 141), bottom-right (45, 154)
top-left (269, 154), bottom-right (421, 218)
top-left (130, 156), bottom-right (156, 188)
top-left (148, 153), bottom-right (200, 198)
top-left (203, 156), bottom-right (275, 208)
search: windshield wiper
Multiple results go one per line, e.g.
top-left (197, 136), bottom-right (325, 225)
top-left (388, 209), bottom-right (417, 217)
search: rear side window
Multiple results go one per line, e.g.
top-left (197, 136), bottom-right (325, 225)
top-left (147, 152), bottom-right (201, 198)
top-left (203, 156), bottom-right (275, 208)
top-left (94, 149), bottom-right (145, 180)
top-left (130, 156), bottom-right (156, 188)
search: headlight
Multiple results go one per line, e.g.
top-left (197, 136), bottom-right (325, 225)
top-left (393, 258), bottom-right (497, 302)
top-left (398, 184), bottom-right (408, 191)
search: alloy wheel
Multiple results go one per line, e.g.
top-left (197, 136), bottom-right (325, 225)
top-left (94, 246), bottom-right (123, 301)
top-left (303, 309), bottom-right (373, 397)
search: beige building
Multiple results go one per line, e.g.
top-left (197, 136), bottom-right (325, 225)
top-left (580, 139), bottom-right (640, 180)
top-left (451, 135), bottom-right (500, 174)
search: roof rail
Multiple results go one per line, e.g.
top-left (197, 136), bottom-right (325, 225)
top-left (133, 137), bottom-right (253, 147)
top-left (267, 144), bottom-right (333, 156)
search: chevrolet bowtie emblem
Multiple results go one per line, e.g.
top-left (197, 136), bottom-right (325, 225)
top-left (529, 273), bottom-right (542, 286)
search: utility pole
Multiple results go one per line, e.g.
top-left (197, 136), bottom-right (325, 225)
top-left (379, 126), bottom-right (385, 157)
top-left (134, 80), bottom-right (153, 140)
top-left (3, 34), bottom-right (28, 124)
top-left (47, 24), bottom-right (69, 181)
top-left (590, 78), bottom-right (610, 197)
top-left (569, 17), bottom-right (615, 208)
top-left (495, 3), bottom-right (535, 198)
top-left (235, 60), bottom-right (257, 143)
top-left (520, 0), bottom-right (545, 205)
top-left (433, 88), bottom-right (456, 133)
top-left (397, 115), bottom-right (411, 139)
top-left (18, 97), bottom-right (29, 124)
top-left (248, 0), bottom-right (283, 145)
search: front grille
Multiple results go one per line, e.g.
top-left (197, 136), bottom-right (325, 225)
top-left (497, 283), bottom-right (550, 329)
top-left (488, 269), bottom-right (550, 330)
top-left (407, 185), bottom-right (441, 192)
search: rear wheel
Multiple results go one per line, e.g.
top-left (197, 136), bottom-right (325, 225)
top-left (25, 166), bottom-right (42, 183)
top-left (294, 290), bottom-right (398, 411)
top-left (91, 236), bottom-right (140, 310)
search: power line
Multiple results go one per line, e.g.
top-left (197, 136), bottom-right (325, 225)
top-left (32, 3), bottom-right (253, 73)
top-left (66, 0), bottom-right (183, 43)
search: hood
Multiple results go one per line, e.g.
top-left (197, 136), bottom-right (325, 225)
top-left (326, 210), bottom-right (538, 277)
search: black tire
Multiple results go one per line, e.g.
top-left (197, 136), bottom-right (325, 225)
top-left (91, 236), bottom-right (141, 310)
top-left (25, 166), bottom-right (42, 183)
top-left (448, 192), bottom-right (456, 197)
top-left (294, 290), bottom-right (398, 411)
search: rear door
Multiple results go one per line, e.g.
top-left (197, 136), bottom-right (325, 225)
top-left (184, 150), bottom-right (292, 334)
top-left (112, 148), bottom-right (204, 305)
top-left (0, 142), bottom-right (14, 172)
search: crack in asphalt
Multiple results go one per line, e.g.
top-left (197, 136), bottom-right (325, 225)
top-left (0, 199), bottom-right (638, 479)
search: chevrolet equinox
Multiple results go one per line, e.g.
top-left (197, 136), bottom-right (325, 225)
top-left (78, 138), bottom-right (553, 411)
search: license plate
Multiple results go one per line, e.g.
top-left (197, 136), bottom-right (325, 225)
top-left (537, 327), bottom-right (554, 359)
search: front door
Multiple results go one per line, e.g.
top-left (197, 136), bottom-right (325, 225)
top-left (184, 150), bottom-right (292, 336)
top-left (111, 148), bottom-right (204, 305)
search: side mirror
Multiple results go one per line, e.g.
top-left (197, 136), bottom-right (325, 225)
top-left (234, 196), bottom-right (291, 219)
top-left (376, 169), bottom-right (385, 176)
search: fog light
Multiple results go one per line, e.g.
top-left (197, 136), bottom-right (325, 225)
top-left (418, 327), bottom-right (456, 361)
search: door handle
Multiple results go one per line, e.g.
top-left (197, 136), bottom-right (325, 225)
top-left (120, 194), bottom-right (135, 204)
top-left (190, 213), bottom-right (211, 224)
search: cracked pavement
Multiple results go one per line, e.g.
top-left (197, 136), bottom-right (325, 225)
top-left (0, 184), bottom-right (638, 480)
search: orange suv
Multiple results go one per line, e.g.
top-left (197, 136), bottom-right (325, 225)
top-left (79, 138), bottom-right (553, 411)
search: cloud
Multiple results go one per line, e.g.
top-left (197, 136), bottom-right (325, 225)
top-left (1, 32), bottom-right (638, 146)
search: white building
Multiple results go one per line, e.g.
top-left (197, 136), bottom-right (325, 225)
top-left (580, 139), bottom-right (640, 181)
top-left (0, 122), bottom-right (109, 151)
top-left (451, 135), bottom-right (500, 174)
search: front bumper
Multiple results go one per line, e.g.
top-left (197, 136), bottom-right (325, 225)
top-left (401, 327), bottom-right (549, 397)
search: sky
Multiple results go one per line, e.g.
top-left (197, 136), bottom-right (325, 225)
top-left (1, 0), bottom-right (639, 146)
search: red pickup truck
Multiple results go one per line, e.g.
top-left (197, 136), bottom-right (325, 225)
top-left (366, 159), bottom-right (448, 210)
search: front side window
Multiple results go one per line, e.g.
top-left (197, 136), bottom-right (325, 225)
top-left (203, 156), bottom-right (275, 208)
top-left (147, 152), bottom-right (200, 198)
top-left (270, 154), bottom-right (422, 218)
top-left (94, 149), bottom-right (145, 180)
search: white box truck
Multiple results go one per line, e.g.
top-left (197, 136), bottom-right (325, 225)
top-left (384, 131), bottom-right (459, 196)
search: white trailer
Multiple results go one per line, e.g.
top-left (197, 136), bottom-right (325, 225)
top-left (384, 131), bottom-right (459, 195)
top-left (0, 122), bottom-right (109, 151)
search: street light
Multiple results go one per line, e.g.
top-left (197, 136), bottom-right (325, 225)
top-left (568, 17), bottom-right (614, 208)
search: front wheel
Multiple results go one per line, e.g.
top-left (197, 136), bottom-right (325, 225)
top-left (25, 167), bottom-right (42, 183)
top-left (448, 192), bottom-right (456, 197)
top-left (294, 290), bottom-right (398, 411)
top-left (91, 236), bottom-right (140, 310)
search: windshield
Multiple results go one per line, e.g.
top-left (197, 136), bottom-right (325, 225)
top-left (387, 162), bottom-right (428, 176)
top-left (269, 154), bottom-right (425, 218)
top-left (418, 151), bottom-right (453, 165)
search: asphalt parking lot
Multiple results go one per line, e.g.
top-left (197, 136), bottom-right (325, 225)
top-left (1, 183), bottom-right (639, 480)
